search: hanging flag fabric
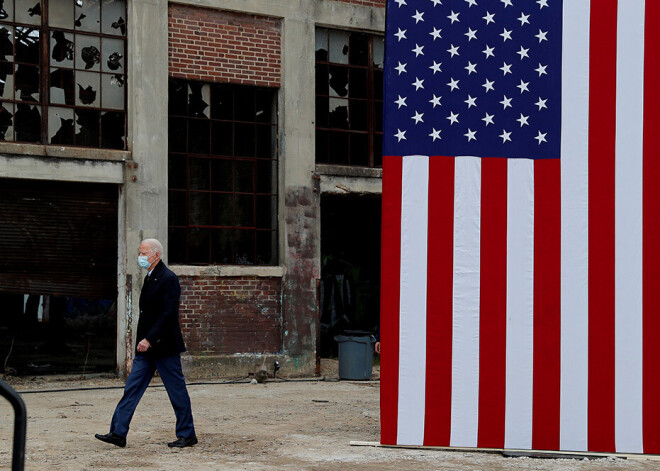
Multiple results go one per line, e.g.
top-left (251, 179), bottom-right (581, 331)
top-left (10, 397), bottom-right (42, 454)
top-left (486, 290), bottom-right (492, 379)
top-left (380, 0), bottom-right (660, 454)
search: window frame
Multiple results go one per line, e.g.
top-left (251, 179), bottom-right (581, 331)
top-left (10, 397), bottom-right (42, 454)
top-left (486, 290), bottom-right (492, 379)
top-left (315, 27), bottom-right (384, 168)
top-left (167, 78), bottom-right (279, 266)
top-left (0, 0), bottom-right (128, 148)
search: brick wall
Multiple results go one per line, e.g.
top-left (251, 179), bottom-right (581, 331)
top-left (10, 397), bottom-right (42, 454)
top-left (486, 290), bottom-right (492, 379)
top-left (179, 276), bottom-right (282, 355)
top-left (168, 5), bottom-right (281, 86)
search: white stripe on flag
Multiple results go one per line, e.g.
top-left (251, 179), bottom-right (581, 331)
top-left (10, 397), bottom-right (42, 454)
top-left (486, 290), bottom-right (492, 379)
top-left (559, 0), bottom-right (590, 452)
top-left (614, 0), bottom-right (645, 454)
top-left (397, 155), bottom-right (429, 446)
top-left (450, 156), bottom-right (481, 448)
top-left (504, 159), bottom-right (535, 450)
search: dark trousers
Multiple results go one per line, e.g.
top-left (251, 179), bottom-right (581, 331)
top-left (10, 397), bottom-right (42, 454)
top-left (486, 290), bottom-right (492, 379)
top-left (110, 353), bottom-right (195, 439)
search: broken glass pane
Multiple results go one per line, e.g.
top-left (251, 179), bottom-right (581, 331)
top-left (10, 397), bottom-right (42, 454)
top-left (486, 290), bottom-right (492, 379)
top-left (48, 106), bottom-right (74, 145)
top-left (100, 110), bottom-right (124, 149)
top-left (74, 108), bottom-right (99, 146)
top-left (101, 73), bottom-right (123, 109)
top-left (168, 78), bottom-right (187, 115)
top-left (76, 34), bottom-right (100, 71)
top-left (75, 0), bottom-right (100, 33)
top-left (50, 30), bottom-right (74, 68)
top-left (15, 0), bottom-right (41, 25)
top-left (0, 102), bottom-right (14, 140)
top-left (315, 28), bottom-right (328, 61)
top-left (0, 0), bottom-right (14, 22)
top-left (14, 64), bottom-right (38, 101)
top-left (101, 37), bottom-right (123, 72)
top-left (0, 26), bottom-right (13, 62)
top-left (49, 0), bottom-right (74, 29)
top-left (187, 82), bottom-right (209, 118)
top-left (14, 103), bottom-right (40, 142)
top-left (373, 36), bottom-right (384, 69)
top-left (211, 193), bottom-right (232, 226)
top-left (315, 64), bottom-right (328, 96)
top-left (75, 70), bottom-right (99, 106)
top-left (315, 96), bottom-right (328, 128)
top-left (102, 0), bottom-right (125, 36)
top-left (349, 33), bottom-right (368, 66)
top-left (49, 67), bottom-right (74, 105)
top-left (328, 65), bottom-right (348, 97)
top-left (328, 98), bottom-right (348, 129)
top-left (15, 27), bottom-right (39, 64)
top-left (0, 62), bottom-right (13, 99)
top-left (329, 30), bottom-right (349, 65)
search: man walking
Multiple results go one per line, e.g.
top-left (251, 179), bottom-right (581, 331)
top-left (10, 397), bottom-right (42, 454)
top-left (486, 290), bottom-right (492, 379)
top-left (95, 238), bottom-right (197, 448)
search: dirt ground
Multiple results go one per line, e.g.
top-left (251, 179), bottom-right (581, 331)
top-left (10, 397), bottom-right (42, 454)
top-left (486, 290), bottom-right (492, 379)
top-left (1, 361), bottom-right (659, 471)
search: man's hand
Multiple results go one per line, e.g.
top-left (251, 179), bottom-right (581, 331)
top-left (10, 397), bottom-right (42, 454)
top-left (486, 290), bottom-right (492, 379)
top-left (137, 338), bottom-right (151, 352)
top-left (375, 341), bottom-right (381, 354)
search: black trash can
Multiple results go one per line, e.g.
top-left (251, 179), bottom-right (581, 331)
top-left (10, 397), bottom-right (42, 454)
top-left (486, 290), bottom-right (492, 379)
top-left (334, 331), bottom-right (376, 380)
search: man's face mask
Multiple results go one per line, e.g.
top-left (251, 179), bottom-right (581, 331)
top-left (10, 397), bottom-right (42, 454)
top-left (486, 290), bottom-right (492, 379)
top-left (138, 255), bottom-right (151, 269)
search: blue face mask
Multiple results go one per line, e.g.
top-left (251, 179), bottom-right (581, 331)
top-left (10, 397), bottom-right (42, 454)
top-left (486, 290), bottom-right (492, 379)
top-left (137, 255), bottom-right (151, 269)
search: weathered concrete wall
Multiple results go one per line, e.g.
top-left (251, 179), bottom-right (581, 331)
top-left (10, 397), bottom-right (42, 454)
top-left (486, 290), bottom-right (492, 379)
top-left (121, 0), bottom-right (170, 375)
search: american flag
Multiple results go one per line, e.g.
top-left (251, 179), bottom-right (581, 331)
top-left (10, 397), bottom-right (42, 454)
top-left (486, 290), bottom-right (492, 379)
top-left (380, 0), bottom-right (660, 454)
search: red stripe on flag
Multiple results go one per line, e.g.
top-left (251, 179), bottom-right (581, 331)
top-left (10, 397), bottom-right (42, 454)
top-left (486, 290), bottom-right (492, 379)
top-left (587, 0), bottom-right (617, 453)
top-left (643, 0), bottom-right (660, 454)
top-left (476, 157), bottom-right (507, 449)
top-left (381, 155), bottom-right (402, 445)
top-left (423, 156), bottom-right (455, 446)
top-left (532, 159), bottom-right (561, 451)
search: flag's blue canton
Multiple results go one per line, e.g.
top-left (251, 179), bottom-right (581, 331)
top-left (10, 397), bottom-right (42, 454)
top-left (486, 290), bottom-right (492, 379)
top-left (383, 0), bottom-right (563, 159)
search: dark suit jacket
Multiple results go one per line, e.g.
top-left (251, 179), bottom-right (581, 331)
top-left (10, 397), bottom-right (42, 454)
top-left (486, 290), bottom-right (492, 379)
top-left (136, 261), bottom-right (186, 358)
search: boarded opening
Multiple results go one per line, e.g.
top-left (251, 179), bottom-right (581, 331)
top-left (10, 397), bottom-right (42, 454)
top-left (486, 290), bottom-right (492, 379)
top-left (0, 178), bottom-right (118, 375)
top-left (320, 194), bottom-right (381, 358)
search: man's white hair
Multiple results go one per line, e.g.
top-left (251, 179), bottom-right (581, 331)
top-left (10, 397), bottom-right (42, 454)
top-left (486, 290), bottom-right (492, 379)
top-left (142, 238), bottom-right (163, 256)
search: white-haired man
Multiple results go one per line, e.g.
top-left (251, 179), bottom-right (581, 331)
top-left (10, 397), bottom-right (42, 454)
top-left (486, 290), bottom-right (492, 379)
top-left (95, 238), bottom-right (197, 448)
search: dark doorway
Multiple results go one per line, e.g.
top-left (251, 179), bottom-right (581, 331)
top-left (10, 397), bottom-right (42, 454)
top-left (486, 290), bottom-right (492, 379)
top-left (0, 178), bottom-right (118, 375)
top-left (320, 194), bottom-right (381, 357)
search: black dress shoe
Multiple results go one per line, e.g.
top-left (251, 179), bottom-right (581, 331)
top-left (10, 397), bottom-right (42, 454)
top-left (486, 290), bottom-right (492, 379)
top-left (95, 432), bottom-right (126, 447)
top-left (168, 436), bottom-right (198, 448)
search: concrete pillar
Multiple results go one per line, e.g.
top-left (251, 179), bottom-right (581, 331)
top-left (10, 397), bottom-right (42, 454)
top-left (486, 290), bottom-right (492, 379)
top-left (280, 15), bottom-right (320, 367)
top-left (119, 0), bottom-right (169, 375)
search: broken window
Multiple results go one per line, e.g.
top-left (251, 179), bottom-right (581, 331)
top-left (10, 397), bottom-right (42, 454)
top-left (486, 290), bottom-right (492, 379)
top-left (315, 28), bottom-right (383, 167)
top-left (168, 78), bottom-right (279, 266)
top-left (0, 0), bottom-right (126, 147)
